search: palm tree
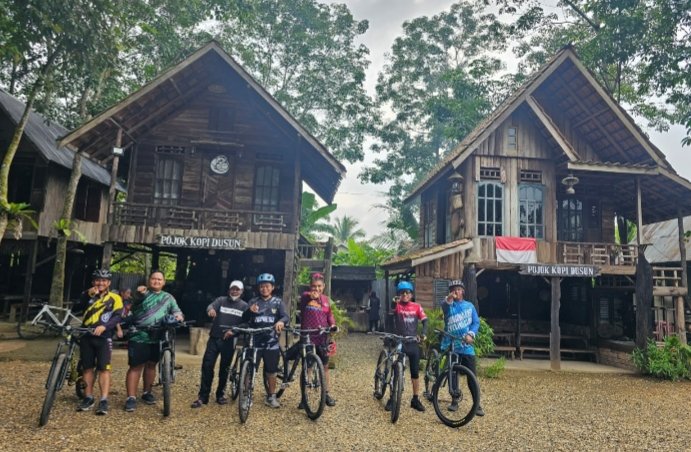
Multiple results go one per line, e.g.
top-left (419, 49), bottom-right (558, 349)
top-left (300, 192), bottom-right (336, 240)
top-left (327, 215), bottom-right (366, 247)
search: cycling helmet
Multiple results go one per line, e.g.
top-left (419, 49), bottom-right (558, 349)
top-left (449, 279), bottom-right (465, 289)
top-left (257, 273), bottom-right (276, 285)
top-left (92, 268), bottom-right (112, 280)
top-left (396, 281), bottom-right (414, 293)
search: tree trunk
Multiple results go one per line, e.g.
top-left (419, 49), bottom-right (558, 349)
top-left (48, 151), bottom-right (84, 307)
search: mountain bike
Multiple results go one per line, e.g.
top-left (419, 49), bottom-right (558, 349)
top-left (39, 324), bottom-right (93, 426)
top-left (273, 326), bottom-right (330, 420)
top-left (430, 329), bottom-right (481, 428)
top-left (131, 317), bottom-right (193, 417)
top-left (423, 347), bottom-right (441, 401)
top-left (18, 302), bottom-right (82, 340)
top-left (372, 332), bottom-right (418, 423)
top-left (230, 325), bottom-right (277, 423)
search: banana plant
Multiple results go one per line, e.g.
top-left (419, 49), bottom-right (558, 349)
top-left (0, 202), bottom-right (37, 240)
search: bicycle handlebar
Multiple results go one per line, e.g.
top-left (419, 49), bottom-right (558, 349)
top-left (37, 320), bottom-right (94, 336)
top-left (285, 326), bottom-right (335, 336)
top-left (229, 326), bottom-right (276, 335)
top-left (373, 332), bottom-right (419, 343)
top-left (126, 320), bottom-right (194, 334)
top-left (434, 328), bottom-right (470, 343)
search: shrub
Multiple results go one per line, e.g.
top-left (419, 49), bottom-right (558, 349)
top-left (330, 299), bottom-right (356, 335)
top-left (475, 318), bottom-right (495, 358)
top-left (632, 336), bottom-right (691, 381)
top-left (481, 356), bottom-right (506, 379)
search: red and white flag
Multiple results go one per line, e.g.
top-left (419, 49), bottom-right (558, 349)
top-left (495, 236), bottom-right (537, 264)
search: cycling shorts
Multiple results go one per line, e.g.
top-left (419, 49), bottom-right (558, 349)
top-left (258, 348), bottom-right (280, 374)
top-left (128, 341), bottom-right (160, 367)
top-left (80, 335), bottom-right (113, 371)
top-left (403, 342), bottom-right (421, 379)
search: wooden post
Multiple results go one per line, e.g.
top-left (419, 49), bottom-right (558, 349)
top-left (635, 177), bottom-right (643, 245)
top-left (21, 240), bottom-right (39, 321)
top-left (324, 237), bottom-right (333, 297)
top-left (464, 263), bottom-right (478, 313)
top-left (102, 129), bottom-right (122, 270)
top-left (635, 248), bottom-right (653, 349)
top-left (384, 269), bottom-right (390, 333)
top-left (151, 247), bottom-right (160, 271)
top-left (283, 249), bottom-right (295, 314)
top-left (550, 276), bottom-right (561, 371)
top-left (676, 210), bottom-right (687, 344)
top-left (175, 252), bottom-right (188, 282)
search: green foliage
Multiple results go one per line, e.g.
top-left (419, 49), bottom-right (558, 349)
top-left (423, 310), bottom-right (495, 359)
top-left (481, 356), bottom-right (506, 379)
top-left (332, 239), bottom-right (394, 278)
top-left (632, 336), bottom-right (691, 381)
top-left (329, 298), bottom-right (356, 335)
top-left (300, 192), bottom-right (336, 240)
top-left (421, 307), bottom-right (446, 352)
top-left (296, 266), bottom-right (312, 287)
top-left (0, 202), bottom-right (36, 239)
top-left (110, 250), bottom-right (176, 282)
top-left (52, 218), bottom-right (86, 243)
top-left (475, 318), bottom-right (495, 358)
top-left (325, 215), bottom-right (366, 246)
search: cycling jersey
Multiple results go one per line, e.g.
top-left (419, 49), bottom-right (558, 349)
top-left (241, 296), bottom-right (288, 349)
top-left (128, 290), bottom-right (182, 344)
top-left (206, 296), bottom-right (248, 338)
top-left (393, 301), bottom-right (427, 337)
top-left (299, 292), bottom-right (335, 346)
top-left (440, 298), bottom-right (479, 355)
top-left (77, 290), bottom-right (123, 337)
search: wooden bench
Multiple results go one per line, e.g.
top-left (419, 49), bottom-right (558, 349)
top-left (492, 345), bottom-right (516, 359)
top-left (519, 346), bottom-right (597, 360)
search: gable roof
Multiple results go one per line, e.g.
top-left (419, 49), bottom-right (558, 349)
top-left (381, 238), bottom-right (473, 272)
top-left (58, 41), bottom-right (346, 203)
top-left (405, 46), bottom-right (680, 204)
top-left (0, 88), bottom-right (120, 189)
top-left (642, 216), bottom-right (691, 263)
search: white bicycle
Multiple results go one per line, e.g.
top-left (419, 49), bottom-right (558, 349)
top-left (17, 302), bottom-right (82, 340)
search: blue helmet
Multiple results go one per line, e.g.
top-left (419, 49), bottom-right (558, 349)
top-left (396, 281), bottom-right (414, 293)
top-left (257, 273), bottom-right (275, 285)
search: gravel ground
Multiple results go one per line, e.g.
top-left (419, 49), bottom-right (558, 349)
top-left (0, 332), bottom-right (690, 451)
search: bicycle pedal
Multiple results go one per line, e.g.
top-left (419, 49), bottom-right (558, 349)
top-left (280, 383), bottom-right (290, 389)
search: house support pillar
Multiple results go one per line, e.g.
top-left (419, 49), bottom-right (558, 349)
top-left (324, 237), bottom-right (333, 297)
top-left (102, 129), bottom-right (122, 270)
top-left (283, 249), bottom-right (295, 315)
top-left (676, 209), bottom-right (687, 344)
top-left (21, 240), bottom-right (39, 321)
top-left (635, 249), bottom-right (653, 349)
top-left (550, 276), bottom-right (562, 371)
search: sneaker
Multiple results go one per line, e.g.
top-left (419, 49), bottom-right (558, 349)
top-left (77, 396), bottom-right (95, 411)
top-left (124, 397), bottom-right (137, 412)
top-left (448, 399), bottom-right (459, 412)
top-left (141, 392), bottom-right (156, 405)
top-left (384, 398), bottom-right (392, 412)
top-left (96, 399), bottom-right (108, 415)
top-left (476, 405), bottom-right (485, 417)
top-left (297, 399), bottom-right (305, 410)
top-left (325, 394), bottom-right (336, 407)
top-left (410, 396), bottom-right (425, 412)
top-left (216, 396), bottom-right (228, 405)
top-left (265, 395), bottom-right (280, 408)
top-left (191, 399), bottom-right (206, 408)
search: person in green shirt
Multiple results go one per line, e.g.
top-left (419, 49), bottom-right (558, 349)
top-left (123, 271), bottom-right (184, 412)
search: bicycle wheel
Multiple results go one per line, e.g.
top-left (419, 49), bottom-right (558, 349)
top-left (238, 360), bottom-right (253, 423)
top-left (39, 352), bottom-right (66, 426)
top-left (432, 364), bottom-right (480, 428)
top-left (264, 349), bottom-right (289, 399)
top-left (424, 349), bottom-right (440, 401)
top-left (390, 361), bottom-right (404, 423)
top-left (301, 353), bottom-right (326, 420)
top-left (161, 350), bottom-right (172, 417)
top-left (229, 354), bottom-right (241, 401)
top-left (373, 350), bottom-right (390, 400)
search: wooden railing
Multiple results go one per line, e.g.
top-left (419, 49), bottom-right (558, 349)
top-left (558, 242), bottom-right (638, 266)
top-left (113, 202), bottom-right (291, 233)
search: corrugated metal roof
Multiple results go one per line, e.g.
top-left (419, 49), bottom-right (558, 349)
top-left (0, 88), bottom-right (122, 189)
top-left (382, 238), bottom-right (472, 270)
top-left (642, 216), bottom-right (691, 263)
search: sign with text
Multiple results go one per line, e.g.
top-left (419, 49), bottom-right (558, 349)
top-left (158, 235), bottom-right (243, 250)
top-left (519, 264), bottom-right (601, 278)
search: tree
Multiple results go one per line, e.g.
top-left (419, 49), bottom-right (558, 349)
top-left (362, 1), bottom-right (521, 211)
top-left (332, 239), bottom-right (394, 276)
top-left (326, 215), bottom-right (366, 246)
top-left (0, 0), bottom-right (121, 255)
top-left (300, 191), bottom-right (336, 240)
top-left (213, 0), bottom-right (377, 163)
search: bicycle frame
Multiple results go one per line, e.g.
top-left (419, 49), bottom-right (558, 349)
top-left (31, 304), bottom-right (81, 328)
top-left (280, 327), bottom-right (328, 386)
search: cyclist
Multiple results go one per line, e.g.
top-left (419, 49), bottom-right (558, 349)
top-left (293, 272), bottom-right (337, 408)
top-left (124, 270), bottom-right (184, 412)
top-left (191, 280), bottom-right (248, 408)
top-left (73, 268), bottom-right (124, 415)
top-left (241, 273), bottom-right (288, 408)
top-left (441, 279), bottom-right (484, 416)
top-left (388, 280), bottom-right (428, 412)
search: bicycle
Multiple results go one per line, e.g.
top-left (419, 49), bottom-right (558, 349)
top-left (372, 332), bottom-right (418, 423)
top-left (130, 316), bottom-right (193, 417)
top-left (39, 324), bottom-right (93, 426)
top-left (230, 325), bottom-right (278, 423)
top-left (217, 325), bottom-right (244, 401)
top-left (272, 326), bottom-right (330, 420)
top-left (17, 302), bottom-right (82, 340)
top-left (430, 329), bottom-right (481, 428)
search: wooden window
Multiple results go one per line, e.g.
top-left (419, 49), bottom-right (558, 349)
top-left (479, 167), bottom-right (501, 180)
top-left (74, 181), bottom-right (101, 222)
top-left (520, 170), bottom-right (542, 183)
top-left (519, 184), bottom-right (544, 239)
top-left (253, 165), bottom-right (280, 211)
top-left (209, 107), bottom-right (235, 132)
top-left (507, 126), bottom-right (517, 149)
top-left (477, 181), bottom-right (503, 236)
top-left (423, 200), bottom-right (436, 247)
top-left (8, 164), bottom-right (32, 203)
top-left (154, 157), bottom-right (183, 205)
top-left (558, 198), bottom-right (584, 241)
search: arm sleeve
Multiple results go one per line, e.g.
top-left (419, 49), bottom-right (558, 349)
top-left (72, 291), bottom-right (92, 315)
top-left (326, 297), bottom-right (336, 327)
top-left (276, 301), bottom-right (289, 325)
top-left (440, 301), bottom-right (450, 320)
top-left (421, 318), bottom-right (429, 337)
top-left (101, 295), bottom-right (123, 331)
top-left (469, 306), bottom-right (480, 336)
top-left (207, 298), bottom-right (222, 313)
top-left (241, 305), bottom-right (257, 322)
top-left (166, 293), bottom-right (182, 315)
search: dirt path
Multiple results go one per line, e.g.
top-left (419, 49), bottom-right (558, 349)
top-left (0, 333), bottom-right (689, 451)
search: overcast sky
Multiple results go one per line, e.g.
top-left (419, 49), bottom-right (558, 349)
top-left (321, 0), bottom-right (691, 238)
